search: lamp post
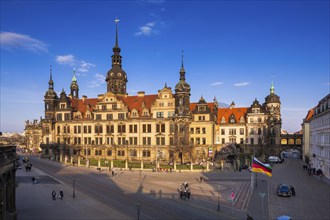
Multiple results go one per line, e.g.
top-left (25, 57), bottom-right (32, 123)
top-left (72, 176), bottom-right (75, 198)
top-left (136, 204), bottom-right (141, 220)
top-left (217, 185), bottom-right (220, 212)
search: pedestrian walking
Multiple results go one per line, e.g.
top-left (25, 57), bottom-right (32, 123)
top-left (200, 176), bottom-right (203, 183)
top-left (247, 214), bottom-right (253, 220)
top-left (111, 170), bottom-right (115, 177)
top-left (60, 189), bottom-right (64, 200)
top-left (52, 190), bottom-right (57, 200)
top-left (290, 185), bottom-right (296, 196)
top-left (31, 177), bottom-right (36, 184)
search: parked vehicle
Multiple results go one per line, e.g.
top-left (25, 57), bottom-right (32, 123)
top-left (277, 184), bottom-right (291, 197)
top-left (268, 156), bottom-right (282, 163)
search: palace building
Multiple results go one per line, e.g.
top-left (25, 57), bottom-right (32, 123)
top-left (25, 21), bottom-right (282, 164)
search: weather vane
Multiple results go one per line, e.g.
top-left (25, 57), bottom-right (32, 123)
top-left (115, 17), bottom-right (120, 23)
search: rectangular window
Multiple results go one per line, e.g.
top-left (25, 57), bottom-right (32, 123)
top-left (64, 113), bottom-right (70, 120)
top-left (156, 112), bottom-right (164, 118)
top-left (196, 127), bottom-right (200, 134)
top-left (222, 138), bottom-right (225, 144)
top-left (129, 124), bottom-right (138, 133)
top-left (221, 129), bottom-right (225, 135)
top-left (96, 114), bottom-right (101, 120)
top-left (202, 127), bottom-right (206, 134)
top-left (170, 137), bottom-right (174, 145)
top-left (57, 114), bottom-right (62, 121)
top-left (118, 113), bottom-right (125, 120)
top-left (107, 150), bottom-right (112, 156)
top-left (190, 128), bottom-right (194, 134)
top-left (57, 126), bottom-right (60, 134)
top-left (240, 128), bottom-right (244, 135)
top-left (107, 114), bottom-right (113, 120)
top-left (250, 138), bottom-right (254, 145)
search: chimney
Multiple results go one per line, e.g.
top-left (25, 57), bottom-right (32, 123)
top-left (137, 91), bottom-right (145, 97)
top-left (82, 95), bottom-right (87, 101)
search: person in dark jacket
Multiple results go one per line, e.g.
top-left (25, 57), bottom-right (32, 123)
top-left (290, 186), bottom-right (296, 196)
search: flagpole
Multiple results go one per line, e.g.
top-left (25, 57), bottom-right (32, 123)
top-left (250, 155), bottom-right (254, 195)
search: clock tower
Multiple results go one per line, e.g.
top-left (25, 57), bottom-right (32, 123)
top-left (105, 18), bottom-right (128, 95)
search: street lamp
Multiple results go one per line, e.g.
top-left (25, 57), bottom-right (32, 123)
top-left (72, 176), bottom-right (75, 198)
top-left (136, 204), bottom-right (141, 220)
top-left (217, 185), bottom-right (220, 212)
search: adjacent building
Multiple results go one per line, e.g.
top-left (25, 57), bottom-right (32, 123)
top-left (25, 21), bottom-right (282, 164)
top-left (303, 94), bottom-right (330, 178)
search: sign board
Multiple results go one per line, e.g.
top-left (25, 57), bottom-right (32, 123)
top-left (208, 147), bottom-right (213, 157)
top-left (231, 191), bottom-right (235, 201)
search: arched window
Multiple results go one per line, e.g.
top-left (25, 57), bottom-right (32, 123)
top-left (281, 139), bottom-right (287, 145)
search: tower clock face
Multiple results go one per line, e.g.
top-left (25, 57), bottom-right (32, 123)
top-left (110, 72), bottom-right (114, 77)
top-left (118, 72), bottom-right (121, 77)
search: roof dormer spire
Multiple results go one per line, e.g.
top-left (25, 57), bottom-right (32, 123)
top-left (114, 17), bottom-right (119, 48)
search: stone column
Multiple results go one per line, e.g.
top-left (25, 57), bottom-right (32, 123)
top-left (78, 156), bottom-right (81, 166)
top-left (174, 160), bottom-right (177, 172)
top-left (98, 159), bottom-right (101, 168)
top-left (110, 160), bottom-right (114, 169)
top-left (190, 162), bottom-right (193, 171)
top-left (221, 160), bottom-right (224, 170)
top-left (206, 161), bottom-right (209, 171)
top-left (59, 153), bottom-right (63, 163)
top-left (141, 160), bottom-right (144, 170)
top-left (71, 156), bottom-right (74, 165)
top-left (125, 160), bottom-right (128, 170)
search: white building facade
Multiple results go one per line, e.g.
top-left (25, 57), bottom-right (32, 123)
top-left (309, 94), bottom-right (330, 179)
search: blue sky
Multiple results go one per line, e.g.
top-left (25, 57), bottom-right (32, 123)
top-left (1, 0), bottom-right (329, 133)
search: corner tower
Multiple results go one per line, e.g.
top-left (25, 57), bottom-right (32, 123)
top-left (105, 18), bottom-right (128, 95)
top-left (44, 65), bottom-right (58, 120)
top-left (70, 68), bottom-right (79, 99)
top-left (173, 51), bottom-right (191, 164)
top-left (174, 51), bottom-right (191, 117)
top-left (264, 82), bottom-right (282, 146)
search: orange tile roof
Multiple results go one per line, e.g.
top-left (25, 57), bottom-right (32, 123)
top-left (304, 108), bottom-right (314, 122)
top-left (217, 107), bottom-right (248, 124)
top-left (118, 95), bottom-right (158, 116)
top-left (71, 98), bottom-right (98, 114)
top-left (190, 102), bottom-right (215, 113)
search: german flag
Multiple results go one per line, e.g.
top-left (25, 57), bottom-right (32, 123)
top-left (252, 157), bottom-right (272, 177)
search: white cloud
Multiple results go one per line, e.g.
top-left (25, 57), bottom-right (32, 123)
top-left (135, 22), bottom-right (156, 37)
top-left (0, 31), bottom-right (48, 53)
top-left (88, 73), bottom-right (105, 88)
top-left (234, 82), bottom-right (250, 87)
top-left (56, 55), bottom-right (75, 65)
top-left (55, 54), bottom-right (95, 74)
top-left (210, 82), bottom-right (224, 86)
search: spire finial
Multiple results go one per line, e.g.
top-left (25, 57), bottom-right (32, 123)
top-left (181, 50), bottom-right (184, 68)
top-left (270, 73), bottom-right (275, 94)
top-left (50, 65), bottom-right (52, 80)
top-left (114, 17), bottom-right (119, 47)
top-left (72, 68), bottom-right (77, 82)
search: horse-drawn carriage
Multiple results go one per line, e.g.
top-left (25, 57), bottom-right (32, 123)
top-left (178, 182), bottom-right (191, 200)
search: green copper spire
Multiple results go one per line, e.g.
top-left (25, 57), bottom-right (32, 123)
top-left (72, 68), bottom-right (77, 82)
top-left (270, 81), bottom-right (275, 94)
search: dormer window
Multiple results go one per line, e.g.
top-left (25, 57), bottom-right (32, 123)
top-left (229, 114), bottom-right (236, 123)
top-left (198, 106), bottom-right (206, 111)
top-left (61, 104), bottom-right (66, 109)
top-left (132, 110), bottom-right (138, 117)
top-left (221, 116), bottom-right (226, 123)
top-left (143, 110), bottom-right (149, 116)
